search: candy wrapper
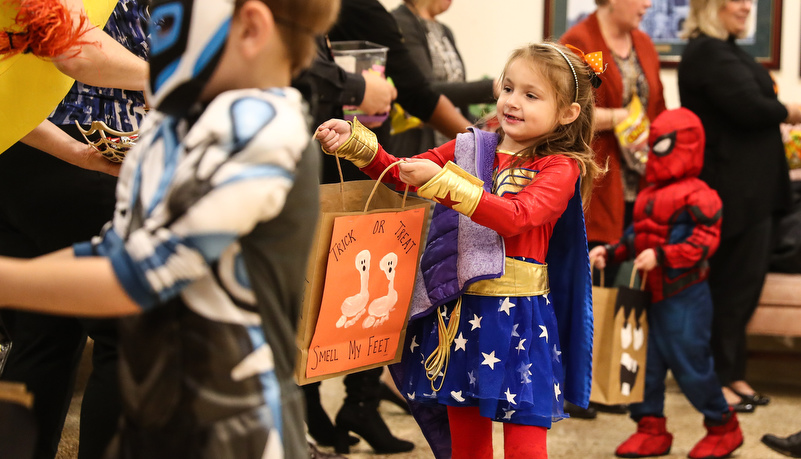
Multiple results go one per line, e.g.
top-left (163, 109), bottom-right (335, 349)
top-left (781, 123), bottom-right (801, 180)
top-left (614, 94), bottom-right (650, 175)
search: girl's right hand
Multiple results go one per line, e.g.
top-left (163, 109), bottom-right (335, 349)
top-left (589, 245), bottom-right (608, 270)
top-left (398, 158), bottom-right (442, 187)
top-left (315, 119), bottom-right (352, 153)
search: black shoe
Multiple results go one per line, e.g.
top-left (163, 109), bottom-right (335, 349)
top-left (379, 381), bottom-right (411, 414)
top-left (303, 384), bottom-right (359, 447)
top-left (731, 388), bottom-right (771, 406)
top-left (761, 431), bottom-right (801, 458)
top-left (728, 396), bottom-right (756, 414)
top-left (334, 402), bottom-right (415, 454)
top-left (591, 402), bottom-right (628, 415)
top-left (565, 401), bottom-right (597, 419)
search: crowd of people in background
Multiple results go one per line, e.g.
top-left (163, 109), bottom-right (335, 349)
top-left (0, 0), bottom-right (800, 458)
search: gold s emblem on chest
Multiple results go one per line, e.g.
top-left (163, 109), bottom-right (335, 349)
top-left (493, 167), bottom-right (539, 196)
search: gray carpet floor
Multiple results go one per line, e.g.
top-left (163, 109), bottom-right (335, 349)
top-left (57, 336), bottom-right (801, 459)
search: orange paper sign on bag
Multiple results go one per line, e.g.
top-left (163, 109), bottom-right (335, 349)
top-left (305, 208), bottom-right (425, 378)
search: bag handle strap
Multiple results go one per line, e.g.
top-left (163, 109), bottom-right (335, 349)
top-left (629, 268), bottom-right (648, 291)
top-left (363, 160), bottom-right (409, 212)
top-left (592, 259), bottom-right (648, 291)
top-left (590, 258), bottom-right (605, 286)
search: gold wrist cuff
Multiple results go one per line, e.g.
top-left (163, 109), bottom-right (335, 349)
top-left (417, 161), bottom-right (484, 217)
top-left (322, 117), bottom-right (378, 168)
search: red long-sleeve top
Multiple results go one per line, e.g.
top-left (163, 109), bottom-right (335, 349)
top-left (361, 139), bottom-right (581, 264)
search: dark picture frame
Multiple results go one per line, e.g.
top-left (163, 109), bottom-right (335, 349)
top-left (544, 0), bottom-right (783, 69)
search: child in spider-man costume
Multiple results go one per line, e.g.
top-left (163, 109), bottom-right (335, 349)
top-left (590, 108), bottom-right (744, 459)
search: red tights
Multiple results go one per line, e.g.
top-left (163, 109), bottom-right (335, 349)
top-left (447, 405), bottom-right (547, 459)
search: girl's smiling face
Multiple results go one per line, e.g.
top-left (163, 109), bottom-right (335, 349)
top-left (496, 59), bottom-right (560, 151)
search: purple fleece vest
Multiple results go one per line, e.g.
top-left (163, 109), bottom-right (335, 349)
top-left (409, 128), bottom-right (505, 319)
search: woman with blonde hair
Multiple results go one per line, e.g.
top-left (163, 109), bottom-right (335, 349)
top-left (679, 0), bottom-right (801, 414)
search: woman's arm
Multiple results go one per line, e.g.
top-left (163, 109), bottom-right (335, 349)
top-left (785, 103), bottom-right (801, 124)
top-left (426, 95), bottom-right (472, 139)
top-left (431, 79), bottom-right (496, 110)
top-left (20, 120), bottom-right (121, 176)
top-left (595, 107), bottom-right (630, 132)
top-left (53, 0), bottom-right (148, 91)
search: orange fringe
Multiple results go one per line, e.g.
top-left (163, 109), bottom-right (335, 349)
top-left (1, 0), bottom-right (91, 59)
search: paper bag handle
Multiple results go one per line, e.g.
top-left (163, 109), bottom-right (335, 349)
top-left (629, 268), bottom-right (648, 291)
top-left (592, 261), bottom-right (648, 291)
top-left (591, 259), bottom-right (606, 286)
top-left (363, 160), bottom-right (410, 212)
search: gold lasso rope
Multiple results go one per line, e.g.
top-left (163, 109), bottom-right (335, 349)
top-left (424, 297), bottom-right (462, 392)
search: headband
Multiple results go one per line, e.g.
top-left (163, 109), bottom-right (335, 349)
top-left (541, 43), bottom-right (579, 103)
top-left (541, 43), bottom-right (606, 103)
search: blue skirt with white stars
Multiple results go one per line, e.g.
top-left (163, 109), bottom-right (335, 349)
top-left (397, 292), bottom-right (567, 427)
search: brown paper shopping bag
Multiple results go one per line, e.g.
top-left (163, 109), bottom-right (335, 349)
top-left (296, 162), bottom-right (430, 384)
top-left (590, 270), bottom-right (651, 405)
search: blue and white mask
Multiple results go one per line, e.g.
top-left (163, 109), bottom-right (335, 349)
top-left (146, 0), bottom-right (235, 115)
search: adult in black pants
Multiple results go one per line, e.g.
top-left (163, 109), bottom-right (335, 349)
top-left (295, 35), bottom-right (412, 456)
top-left (0, 134), bottom-right (120, 459)
top-left (294, 35), bottom-right (398, 459)
top-left (296, 1), bottom-right (472, 454)
top-left (678, 0), bottom-right (801, 412)
top-left (0, 1), bottom-right (148, 458)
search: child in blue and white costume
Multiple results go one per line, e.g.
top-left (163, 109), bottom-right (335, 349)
top-left (0, 1), bottom-right (339, 458)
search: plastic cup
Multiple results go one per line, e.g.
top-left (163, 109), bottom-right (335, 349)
top-left (330, 40), bottom-right (390, 124)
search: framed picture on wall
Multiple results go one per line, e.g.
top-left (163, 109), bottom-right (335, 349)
top-left (544, 0), bottom-right (783, 68)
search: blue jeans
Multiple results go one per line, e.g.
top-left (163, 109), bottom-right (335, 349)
top-left (628, 281), bottom-right (729, 421)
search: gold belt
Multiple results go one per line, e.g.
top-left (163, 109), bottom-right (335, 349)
top-left (464, 257), bottom-right (549, 297)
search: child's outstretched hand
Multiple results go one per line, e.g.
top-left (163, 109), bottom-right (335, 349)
top-left (589, 245), bottom-right (608, 270)
top-left (315, 119), bottom-right (352, 153)
top-left (398, 158), bottom-right (442, 187)
top-left (633, 248), bottom-right (658, 272)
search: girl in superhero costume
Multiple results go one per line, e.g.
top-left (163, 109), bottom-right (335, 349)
top-left (590, 108), bottom-right (744, 459)
top-left (316, 42), bottom-right (604, 459)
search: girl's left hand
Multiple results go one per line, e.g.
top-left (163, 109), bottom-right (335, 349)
top-left (398, 158), bottom-right (441, 187)
top-left (633, 248), bottom-right (658, 272)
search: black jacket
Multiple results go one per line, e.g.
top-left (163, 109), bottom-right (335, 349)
top-left (678, 34), bottom-right (790, 238)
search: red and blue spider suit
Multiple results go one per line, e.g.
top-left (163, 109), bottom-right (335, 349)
top-left (600, 108), bottom-right (744, 459)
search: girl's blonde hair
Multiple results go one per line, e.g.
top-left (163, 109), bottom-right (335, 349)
top-left (681, 0), bottom-right (746, 40)
top-left (235, 0), bottom-right (340, 74)
top-left (489, 42), bottom-right (604, 207)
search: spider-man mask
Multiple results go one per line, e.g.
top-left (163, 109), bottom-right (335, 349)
top-left (646, 108), bottom-right (706, 185)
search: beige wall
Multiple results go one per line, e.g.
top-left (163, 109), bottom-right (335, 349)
top-left (378, 0), bottom-right (801, 109)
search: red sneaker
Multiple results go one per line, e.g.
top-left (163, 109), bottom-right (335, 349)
top-left (688, 410), bottom-right (743, 459)
top-left (615, 416), bottom-right (673, 458)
